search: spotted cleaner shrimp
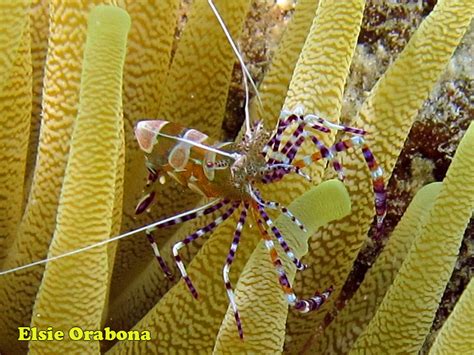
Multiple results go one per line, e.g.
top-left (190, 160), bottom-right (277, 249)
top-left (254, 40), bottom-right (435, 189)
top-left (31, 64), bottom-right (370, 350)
top-left (132, 0), bottom-right (387, 339)
top-left (0, 0), bottom-right (387, 340)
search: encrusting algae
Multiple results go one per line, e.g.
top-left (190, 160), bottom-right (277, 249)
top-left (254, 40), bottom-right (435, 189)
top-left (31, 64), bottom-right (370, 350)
top-left (0, 0), bottom-right (472, 354)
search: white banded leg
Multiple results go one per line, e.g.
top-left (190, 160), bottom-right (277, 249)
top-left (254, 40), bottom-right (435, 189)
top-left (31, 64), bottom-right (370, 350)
top-left (223, 202), bottom-right (249, 339)
top-left (145, 199), bottom-right (231, 277)
top-left (250, 186), bottom-right (306, 232)
top-left (172, 201), bottom-right (240, 298)
top-left (256, 204), bottom-right (307, 271)
top-left (255, 213), bottom-right (333, 313)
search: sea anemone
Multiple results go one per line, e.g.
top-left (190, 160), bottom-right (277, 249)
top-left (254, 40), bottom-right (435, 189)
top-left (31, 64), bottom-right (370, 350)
top-left (0, 0), bottom-right (472, 354)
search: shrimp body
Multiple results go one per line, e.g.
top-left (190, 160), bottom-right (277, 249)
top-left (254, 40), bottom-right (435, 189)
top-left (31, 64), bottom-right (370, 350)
top-left (131, 0), bottom-right (388, 340)
top-left (134, 109), bottom-right (387, 339)
top-left (134, 119), bottom-right (272, 206)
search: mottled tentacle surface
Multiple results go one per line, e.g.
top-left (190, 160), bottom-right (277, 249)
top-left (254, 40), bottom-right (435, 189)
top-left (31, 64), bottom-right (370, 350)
top-left (429, 278), bottom-right (474, 354)
top-left (29, 6), bottom-right (130, 354)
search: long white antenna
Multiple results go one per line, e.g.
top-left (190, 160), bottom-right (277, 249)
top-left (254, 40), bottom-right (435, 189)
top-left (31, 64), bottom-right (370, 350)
top-left (207, 0), bottom-right (264, 119)
top-left (156, 131), bottom-right (240, 160)
top-left (0, 199), bottom-right (222, 276)
top-left (241, 47), bottom-right (251, 135)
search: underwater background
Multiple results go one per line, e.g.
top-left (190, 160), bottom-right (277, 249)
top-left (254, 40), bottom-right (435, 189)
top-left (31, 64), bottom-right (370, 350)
top-left (0, 0), bottom-right (472, 353)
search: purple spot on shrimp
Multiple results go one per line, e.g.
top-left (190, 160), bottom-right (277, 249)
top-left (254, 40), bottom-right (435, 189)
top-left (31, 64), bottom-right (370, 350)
top-left (135, 191), bottom-right (156, 215)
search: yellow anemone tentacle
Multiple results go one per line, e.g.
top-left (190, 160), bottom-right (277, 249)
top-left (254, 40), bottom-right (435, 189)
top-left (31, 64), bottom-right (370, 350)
top-left (0, 0), bottom-right (31, 264)
top-left (316, 182), bottom-right (442, 353)
top-left (24, 0), bottom-right (50, 201)
top-left (0, 2), bottom-right (124, 352)
top-left (351, 122), bottom-right (474, 353)
top-left (29, 5), bottom-right (130, 354)
top-left (429, 278), bottom-right (474, 354)
top-left (249, 0), bottom-right (320, 128)
top-left (110, 0), bottom-right (181, 287)
top-left (287, 1), bottom-right (474, 351)
top-left (108, 0), bottom-right (253, 328)
top-left (268, 0), bottom-right (365, 205)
